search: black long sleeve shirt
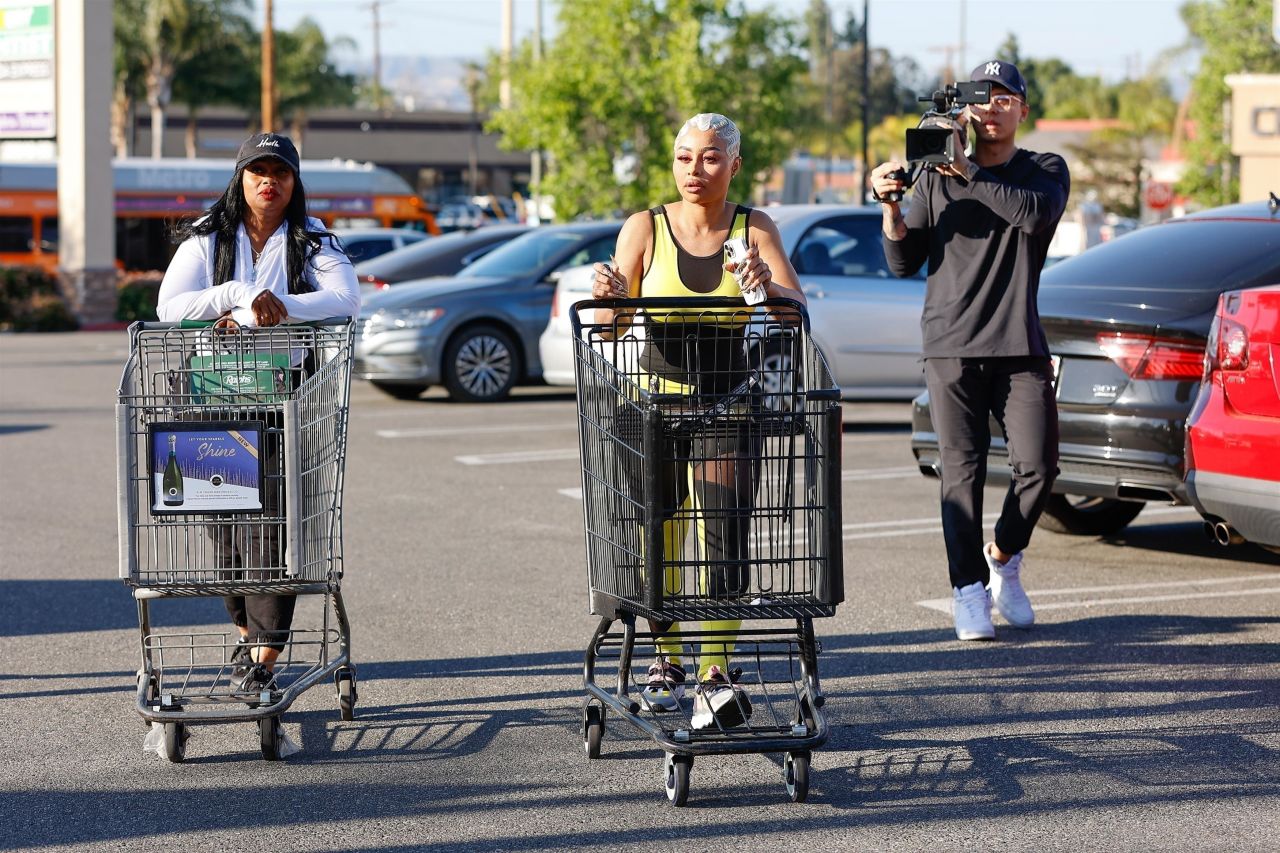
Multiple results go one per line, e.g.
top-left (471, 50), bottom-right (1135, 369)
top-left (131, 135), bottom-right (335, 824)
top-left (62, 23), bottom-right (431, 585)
top-left (884, 149), bottom-right (1070, 358)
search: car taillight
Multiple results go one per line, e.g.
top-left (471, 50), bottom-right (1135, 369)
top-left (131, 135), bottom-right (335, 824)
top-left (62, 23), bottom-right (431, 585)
top-left (361, 274), bottom-right (390, 291)
top-left (1096, 332), bottom-right (1205, 380)
top-left (550, 288), bottom-right (560, 319)
top-left (1216, 317), bottom-right (1249, 371)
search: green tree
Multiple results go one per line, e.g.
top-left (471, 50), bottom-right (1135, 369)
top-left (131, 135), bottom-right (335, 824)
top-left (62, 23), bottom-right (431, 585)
top-left (484, 0), bottom-right (809, 220)
top-left (134, 0), bottom-right (253, 159)
top-left (170, 7), bottom-right (257, 157)
top-left (275, 19), bottom-right (358, 146)
top-left (1066, 77), bottom-right (1179, 217)
top-left (993, 34), bottom-right (1079, 125)
top-left (1177, 0), bottom-right (1280, 206)
top-left (112, 0), bottom-right (149, 157)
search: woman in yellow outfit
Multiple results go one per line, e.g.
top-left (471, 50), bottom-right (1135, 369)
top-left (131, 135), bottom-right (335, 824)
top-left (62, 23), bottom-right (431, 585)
top-left (592, 113), bottom-right (807, 729)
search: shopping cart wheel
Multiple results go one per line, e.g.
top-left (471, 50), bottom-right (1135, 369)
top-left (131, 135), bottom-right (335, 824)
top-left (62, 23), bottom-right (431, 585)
top-left (259, 716), bottom-right (283, 761)
top-left (582, 704), bottom-right (605, 759)
top-left (163, 722), bottom-right (188, 763)
top-left (336, 669), bottom-right (357, 722)
top-left (663, 753), bottom-right (692, 807)
top-left (784, 751), bottom-right (810, 803)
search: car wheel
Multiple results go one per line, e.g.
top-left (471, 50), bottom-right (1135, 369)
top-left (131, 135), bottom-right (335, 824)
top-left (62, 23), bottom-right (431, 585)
top-left (443, 324), bottom-right (521, 402)
top-left (1036, 494), bottom-right (1145, 536)
top-left (371, 381), bottom-right (429, 400)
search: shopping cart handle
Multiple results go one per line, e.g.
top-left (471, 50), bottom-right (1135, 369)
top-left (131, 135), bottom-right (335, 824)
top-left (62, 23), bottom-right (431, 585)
top-left (175, 317), bottom-right (353, 329)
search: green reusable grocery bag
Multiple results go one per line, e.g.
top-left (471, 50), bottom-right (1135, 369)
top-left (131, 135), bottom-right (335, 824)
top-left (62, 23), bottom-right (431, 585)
top-left (189, 351), bottom-right (292, 405)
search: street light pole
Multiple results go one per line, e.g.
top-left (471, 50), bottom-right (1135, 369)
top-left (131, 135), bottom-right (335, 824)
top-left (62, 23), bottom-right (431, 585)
top-left (262, 0), bottom-right (276, 132)
top-left (860, 0), bottom-right (869, 205)
top-left (530, 0), bottom-right (543, 223)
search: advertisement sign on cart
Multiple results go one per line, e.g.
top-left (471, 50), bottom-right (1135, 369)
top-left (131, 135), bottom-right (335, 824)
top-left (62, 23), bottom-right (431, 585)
top-left (148, 421), bottom-right (265, 514)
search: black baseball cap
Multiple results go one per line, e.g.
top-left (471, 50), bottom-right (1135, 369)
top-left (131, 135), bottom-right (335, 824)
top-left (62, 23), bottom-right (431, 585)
top-left (235, 132), bottom-right (301, 174)
top-left (970, 60), bottom-right (1027, 99)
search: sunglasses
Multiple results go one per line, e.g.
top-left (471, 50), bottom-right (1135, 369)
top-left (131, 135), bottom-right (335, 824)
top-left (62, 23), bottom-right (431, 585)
top-left (977, 94), bottom-right (1024, 111)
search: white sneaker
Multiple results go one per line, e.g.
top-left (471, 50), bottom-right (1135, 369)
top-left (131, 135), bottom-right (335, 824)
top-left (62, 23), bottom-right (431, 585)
top-left (985, 544), bottom-right (1035, 628)
top-left (952, 581), bottom-right (995, 640)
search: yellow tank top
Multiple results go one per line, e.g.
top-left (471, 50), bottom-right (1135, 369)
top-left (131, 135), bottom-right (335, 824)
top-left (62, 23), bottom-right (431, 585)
top-left (642, 204), bottom-right (751, 322)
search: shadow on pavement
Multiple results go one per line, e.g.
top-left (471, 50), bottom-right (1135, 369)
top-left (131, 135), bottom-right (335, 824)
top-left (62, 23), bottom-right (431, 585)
top-left (0, 424), bottom-right (50, 435)
top-left (0, 579), bottom-right (225, 637)
top-left (1101, 519), bottom-right (1280, 566)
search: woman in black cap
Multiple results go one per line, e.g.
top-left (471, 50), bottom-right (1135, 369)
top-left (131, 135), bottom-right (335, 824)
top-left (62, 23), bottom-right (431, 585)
top-left (159, 132), bottom-right (358, 326)
top-left (157, 132), bottom-right (359, 695)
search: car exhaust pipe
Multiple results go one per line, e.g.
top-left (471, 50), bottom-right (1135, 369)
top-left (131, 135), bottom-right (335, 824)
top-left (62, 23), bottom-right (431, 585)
top-left (1214, 521), bottom-right (1245, 547)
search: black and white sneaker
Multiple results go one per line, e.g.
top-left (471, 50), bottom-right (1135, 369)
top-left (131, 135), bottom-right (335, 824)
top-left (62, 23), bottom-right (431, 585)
top-left (640, 658), bottom-right (686, 712)
top-left (229, 638), bottom-right (253, 680)
top-left (238, 664), bottom-right (277, 707)
top-left (691, 665), bottom-right (753, 730)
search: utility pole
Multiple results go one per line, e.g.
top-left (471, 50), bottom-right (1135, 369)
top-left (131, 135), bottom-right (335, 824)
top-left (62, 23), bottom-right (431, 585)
top-left (262, 0), bottom-right (276, 131)
top-left (500, 0), bottom-right (513, 109)
top-left (823, 17), bottom-right (832, 203)
top-left (365, 1), bottom-right (388, 111)
top-left (860, 0), bottom-right (869, 205)
top-left (530, 0), bottom-right (543, 224)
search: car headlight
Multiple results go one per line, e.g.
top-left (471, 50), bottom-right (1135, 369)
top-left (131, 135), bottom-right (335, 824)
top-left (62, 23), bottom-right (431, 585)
top-left (365, 307), bottom-right (445, 332)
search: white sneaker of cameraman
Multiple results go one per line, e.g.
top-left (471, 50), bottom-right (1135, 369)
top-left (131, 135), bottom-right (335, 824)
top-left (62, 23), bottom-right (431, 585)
top-left (985, 544), bottom-right (1035, 627)
top-left (952, 581), bottom-right (995, 641)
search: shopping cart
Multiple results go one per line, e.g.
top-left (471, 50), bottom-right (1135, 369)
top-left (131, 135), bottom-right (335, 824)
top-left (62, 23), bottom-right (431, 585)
top-left (572, 297), bottom-right (844, 805)
top-left (116, 319), bottom-right (356, 762)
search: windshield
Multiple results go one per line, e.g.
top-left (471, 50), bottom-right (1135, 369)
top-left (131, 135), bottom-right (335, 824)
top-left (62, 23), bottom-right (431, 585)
top-left (461, 228), bottom-right (593, 278)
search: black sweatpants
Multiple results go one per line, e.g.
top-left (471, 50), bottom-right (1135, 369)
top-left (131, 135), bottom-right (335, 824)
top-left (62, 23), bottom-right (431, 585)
top-left (210, 417), bottom-right (296, 651)
top-left (924, 356), bottom-right (1059, 589)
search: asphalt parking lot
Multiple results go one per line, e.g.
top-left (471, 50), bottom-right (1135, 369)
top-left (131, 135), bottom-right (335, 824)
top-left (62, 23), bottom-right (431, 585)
top-left (2, 330), bottom-right (1279, 852)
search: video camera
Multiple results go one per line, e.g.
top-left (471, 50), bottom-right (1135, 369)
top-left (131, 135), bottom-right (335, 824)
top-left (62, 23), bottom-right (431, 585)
top-left (880, 80), bottom-right (991, 203)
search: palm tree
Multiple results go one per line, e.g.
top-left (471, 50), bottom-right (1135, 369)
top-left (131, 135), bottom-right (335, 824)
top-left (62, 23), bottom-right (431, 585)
top-left (139, 0), bottom-right (252, 158)
top-left (275, 18), bottom-right (358, 149)
top-left (171, 10), bottom-right (257, 157)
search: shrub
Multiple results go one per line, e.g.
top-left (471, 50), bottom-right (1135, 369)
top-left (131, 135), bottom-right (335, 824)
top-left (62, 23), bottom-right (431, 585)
top-left (116, 272), bottom-right (163, 323)
top-left (0, 266), bottom-right (78, 331)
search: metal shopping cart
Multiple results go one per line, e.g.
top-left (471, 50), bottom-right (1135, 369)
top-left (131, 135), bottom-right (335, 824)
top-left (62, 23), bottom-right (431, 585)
top-left (116, 320), bottom-right (356, 762)
top-left (572, 297), bottom-right (844, 805)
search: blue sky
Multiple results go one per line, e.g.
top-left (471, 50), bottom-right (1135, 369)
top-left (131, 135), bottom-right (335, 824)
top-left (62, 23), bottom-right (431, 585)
top-left (265, 0), bottom-right (1195, 83)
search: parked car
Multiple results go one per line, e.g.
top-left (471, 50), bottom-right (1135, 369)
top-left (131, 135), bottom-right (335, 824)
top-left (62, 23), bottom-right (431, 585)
top-left (356, 221), bottom-right (621, 401)
top-left (354, 224), bottom-right (531, 297)
top-left (332, 227), bottom-right (428, 263)
top-left (539, 204), bottom-right (928, 399)
top-left (435, 202), bottom-right (486, 232)
top-left (1185, 283), bottom-right (1280, 554)
top-left (910, 196), bottom-right (1280, 536)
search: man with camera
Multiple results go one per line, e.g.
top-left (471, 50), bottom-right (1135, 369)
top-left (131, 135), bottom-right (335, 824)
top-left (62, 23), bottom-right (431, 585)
top-left (870, 60), bottom-right (1070, 641)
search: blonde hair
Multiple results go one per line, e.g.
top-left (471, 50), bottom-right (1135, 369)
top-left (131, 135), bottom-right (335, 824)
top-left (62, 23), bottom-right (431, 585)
top-left (674, 113), bottom-right (741, 159)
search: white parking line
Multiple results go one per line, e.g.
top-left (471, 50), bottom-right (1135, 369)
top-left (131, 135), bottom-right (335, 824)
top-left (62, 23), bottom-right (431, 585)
top-left (917, 575), bottom-right (1280, 614)
top-left (456, 448), bottom-right (580, 465)
top-left (842, 466), bottom-right (920, 481)
top-left (380, 424), bottom-right (573, 439)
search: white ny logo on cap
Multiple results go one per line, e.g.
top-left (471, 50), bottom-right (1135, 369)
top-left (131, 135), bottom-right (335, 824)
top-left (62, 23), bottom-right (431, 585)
top-left (985, 62), bottom-right (1001, 75)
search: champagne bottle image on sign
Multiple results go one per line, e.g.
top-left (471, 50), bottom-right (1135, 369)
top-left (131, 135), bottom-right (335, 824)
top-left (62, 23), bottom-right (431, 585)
top-left (162, 433), bottom-right (184, 506)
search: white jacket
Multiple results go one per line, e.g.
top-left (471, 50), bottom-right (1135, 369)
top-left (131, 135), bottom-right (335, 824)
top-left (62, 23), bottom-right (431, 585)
top-left (157, 216), bottom-right (360, 324)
